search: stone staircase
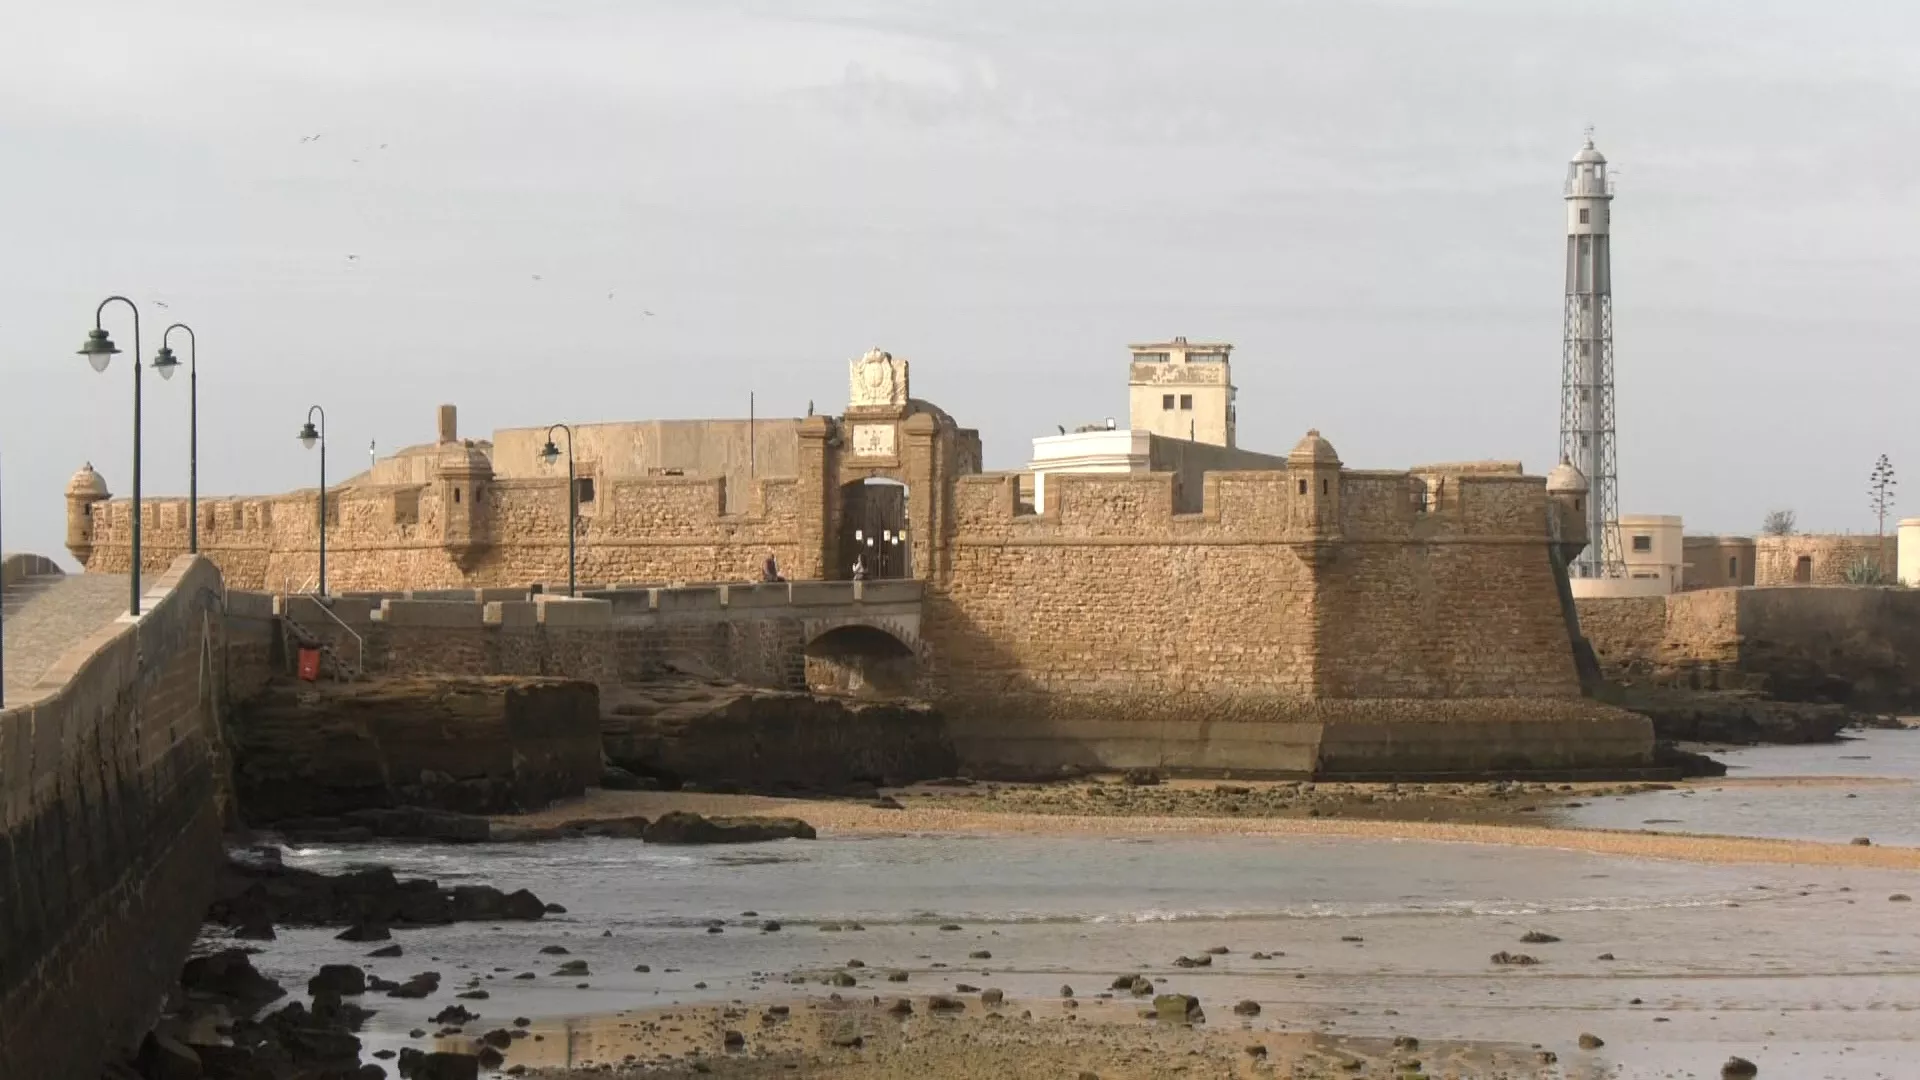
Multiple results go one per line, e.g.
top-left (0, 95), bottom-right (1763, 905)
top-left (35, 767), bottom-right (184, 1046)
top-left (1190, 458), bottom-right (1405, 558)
top-left (278, 603), bottom-right (365, 683)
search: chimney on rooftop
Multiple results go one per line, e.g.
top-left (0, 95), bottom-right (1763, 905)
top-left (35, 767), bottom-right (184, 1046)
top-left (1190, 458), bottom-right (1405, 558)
top-left (437, 404), bottom-right (457, 444)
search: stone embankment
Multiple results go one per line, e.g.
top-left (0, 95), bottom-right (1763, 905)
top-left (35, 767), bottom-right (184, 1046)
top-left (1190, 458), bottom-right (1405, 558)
top-left (229, 675), bottom-right (602, 823)
top-left (601, 678), bottom-right (957, 793)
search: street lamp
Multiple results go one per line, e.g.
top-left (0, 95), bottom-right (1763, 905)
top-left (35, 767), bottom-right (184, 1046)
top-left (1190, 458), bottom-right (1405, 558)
top-left (298, 405), bottom-right (327, 595)
top-left (539, 424), bottom-right (577, 597)
top-left (77, 296), bottom-right (145, 616)
top-left (151, 324), bottom-right (198, 553)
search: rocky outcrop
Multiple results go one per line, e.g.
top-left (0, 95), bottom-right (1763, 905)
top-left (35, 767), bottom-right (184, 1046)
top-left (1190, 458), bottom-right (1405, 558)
top-left (602, 679), bottom-right (955, 793)
top-left (205, 851), bottom-right (547, 932)
top-left (640, 811), bottom-right (817, 845)
top-left (1603, 685), bottom-right (1859, 745)
top-left (230, 675), bottom-right (602, 822)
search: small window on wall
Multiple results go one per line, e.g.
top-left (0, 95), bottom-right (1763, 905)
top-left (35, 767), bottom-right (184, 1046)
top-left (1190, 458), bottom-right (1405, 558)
top-left (574, 477), bottom-right (596, 505)
top-left (1297, 479), bottom-right (1308, 495)
top-left (1794, 555), bottom-right (1812, 583)
top-left (1162, 394), bottom-right (1175, 410)
top-left (1728, 556), bottom-right (1739, 578)
top-left (1579, 208), bottom-right (1590, 224)
top-left (393, 489), bottom-right (421, 526)
top-left (1631, 534), bottom-right (1652, 553)
top-left (453, 488), bottom-right (461, 504)
top-left (1179, 394), bottom-right (1193, 409)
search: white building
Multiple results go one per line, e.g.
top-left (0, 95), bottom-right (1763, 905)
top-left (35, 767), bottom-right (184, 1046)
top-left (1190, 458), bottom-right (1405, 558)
top-left (1570, 513), bottom-right (1684, 598)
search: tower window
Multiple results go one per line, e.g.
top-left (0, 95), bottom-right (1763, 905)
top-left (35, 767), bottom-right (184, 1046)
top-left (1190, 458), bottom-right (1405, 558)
top-left (1728, 556), bottom-right (1739, 578)
top-left (1579, 208), bottom-right (1590, 224)
top-left (1321, 479), bottom-right (1329, 495)
top-left (1631, 535), bottom-right (1652, 553)
top-left (453, 487), bottom-right (461, 504)
top-left (1179, 394), bottom-right (1193, 409)
top-left (574, 477), bottom-right (596, 504)
top-left (1162, 394), bottom-right (1175, 410)
top-left (1297, 479), bottom-right (1308, 495)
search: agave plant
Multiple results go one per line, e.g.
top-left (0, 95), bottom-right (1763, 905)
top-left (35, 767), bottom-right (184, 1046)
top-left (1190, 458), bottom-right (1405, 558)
top-left (1843, 556), bottom-right (1890, 585)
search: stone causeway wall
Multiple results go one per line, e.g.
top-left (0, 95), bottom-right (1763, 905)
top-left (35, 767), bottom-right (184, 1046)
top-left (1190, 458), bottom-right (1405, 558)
top-left (0, 556), bottom-right (275, 1078)
top-left (1754, 534), bottom-right (1897, 585)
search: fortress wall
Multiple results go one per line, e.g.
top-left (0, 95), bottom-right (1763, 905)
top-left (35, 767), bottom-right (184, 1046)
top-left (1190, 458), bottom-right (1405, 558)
top-left (0, 557), bottom-right (237, 1078)
top-left (932, 468), bottom-right (1645, 776)
top-left (1573, 594), bottom-right (1669, 671)
top-left (77, 473), bottom-right (809, 594)
top-left (1318, 474), bottom-right (1583, 700)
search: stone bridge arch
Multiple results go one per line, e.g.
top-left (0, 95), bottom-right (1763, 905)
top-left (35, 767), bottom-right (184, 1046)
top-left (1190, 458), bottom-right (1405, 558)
top-left (803, 617), bottom-right (921, 700)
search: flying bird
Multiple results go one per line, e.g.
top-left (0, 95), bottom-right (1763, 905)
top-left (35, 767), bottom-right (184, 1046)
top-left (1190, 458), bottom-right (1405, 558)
top-left (531, 274), bottom-right (543, 282)
top-left (153, 300), bottom-right (170, 309)
top-left (607, 291), bottom-right (615, 300)
top-left (641, 310), bottom-right (655, 317)
top-left (379, 143), bottom-right (388, 150)
top-left (300, 133), bottom-right (323, 143)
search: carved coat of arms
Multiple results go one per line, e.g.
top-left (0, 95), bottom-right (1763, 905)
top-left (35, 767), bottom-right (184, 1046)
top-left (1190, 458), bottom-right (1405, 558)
top-left (848, 347), bottom-right (907, 409)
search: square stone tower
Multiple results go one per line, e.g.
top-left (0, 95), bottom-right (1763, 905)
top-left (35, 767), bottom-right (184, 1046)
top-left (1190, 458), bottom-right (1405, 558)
top-left (1127, 337), bottom-right (1236, 447)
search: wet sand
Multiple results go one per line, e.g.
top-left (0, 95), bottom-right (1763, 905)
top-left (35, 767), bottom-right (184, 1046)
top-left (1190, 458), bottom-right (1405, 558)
top-left (498, 784), bottom-right (1920, 869)
top-left (512, 996), bottom-right (1540, 1079)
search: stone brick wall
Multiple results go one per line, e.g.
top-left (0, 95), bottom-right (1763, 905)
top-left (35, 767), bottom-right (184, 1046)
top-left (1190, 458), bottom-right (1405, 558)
top-left (1681, 536), bottom-right (1755, 590)
top-left (1755, 534), bottom-right (1896, 585)
top-left (0, 556), bottom-right (239, 1078)
top-left (1574, 595), bottom-right (1669, 671)
top-left (1578, 586), bottom-right (1920, 710)
top-left (926, 465), bottom-right (1642, 776)
top-left (75, 473), bottom-right (808, 593)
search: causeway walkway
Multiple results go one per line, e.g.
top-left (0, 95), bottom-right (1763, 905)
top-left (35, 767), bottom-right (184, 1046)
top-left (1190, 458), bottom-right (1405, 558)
top-left (2, 569), bottom-right (130, 704)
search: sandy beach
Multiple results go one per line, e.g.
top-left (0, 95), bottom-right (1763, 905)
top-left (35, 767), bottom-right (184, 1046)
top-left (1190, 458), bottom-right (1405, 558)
top-left (497, 781), bottom-right (1920, 870)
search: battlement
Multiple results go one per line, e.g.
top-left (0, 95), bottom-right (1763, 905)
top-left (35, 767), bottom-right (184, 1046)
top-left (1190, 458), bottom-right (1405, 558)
top-left (954, 464), bottom-right (1551, 544)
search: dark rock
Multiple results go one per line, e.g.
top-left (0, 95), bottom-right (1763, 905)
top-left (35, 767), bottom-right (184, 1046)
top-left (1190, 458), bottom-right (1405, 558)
top-left (938, 924), bottom-right (962, 932)
top-left (1393, 1036), bottom-right (1419, 1050)
top-left (1060, 985), bottom-right (1074, 997)
top-left (454, 989), bottom-right (489, 1000)
top-left (1490, 952), bottom-right (1539, 966)
top-left (723, 1030), bottom-right (746, 1049)
top-left (633, 964), bottom-right (651, 973)
top-left (180, 949), bottom-right (286, 1009)
top-left (1891, 894), bottom-right (1912, 902)
top-left (969, 950), bottom-right (991, 959)
top-left (1172, 955), bottom-right (1211, 968)
top-left (886, 971), bottom-right (908, 982)
top-left (412, 1052), bottom-right (480, 1080)
top-left (368, 944), bottom-right (404, 958)
top-left (476, 1046), bottom-right (505, 1070)
top-left (386, 972), bottom-right (441, 999)
top-left (1520, 931), bottom-right (1561, 944)
top-left (1233, 1000), bottom-right (1261, 1016)
top-left (600, 765), bottom-right (660, 791)
top-left (554, 960), bottom-right (589, 976)
top-left (980, 988), bottom-right (1004, 1006)
top-left (543, 903), bottom-right (568, 914)
top-left (1722, 1057), bottom-right (1759, 1078)
top-left (309, 964), bottom-right (368, 997)
top-left (1154, 994), bottom-right (1203, 1023)
top-left (1578, 1033), bottom-right (1605, 1048)
top-left (1122, 767), bottom-right (1163, 786)
top-left (430, 1004), bottom-right (478, 1026)
top-left (927, 995), bottom-right (965, 1012)
top-left (828, 1029), bottom-right (863, 1049)
top-left (539, 945), bottom-right (570, 955)
top-left (762, 920), bottom-right (782, 932)
top-left (886, 998), bottom-right (913, 1017)
top-left (137, 1032), bottom-right (203, 1080)
top-left (829, 972), bottom-right (857, 987)
top-left (640, 811), bottom-right (817, 844)
top-left (1596, 953), bottom-right (1616, 961)
top-left (336, 922), bottom-right (390, 942)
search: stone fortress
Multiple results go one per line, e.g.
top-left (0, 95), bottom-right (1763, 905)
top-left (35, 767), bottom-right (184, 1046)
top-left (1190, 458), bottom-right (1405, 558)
top-left (63, 342), bottom-right (1654, 777)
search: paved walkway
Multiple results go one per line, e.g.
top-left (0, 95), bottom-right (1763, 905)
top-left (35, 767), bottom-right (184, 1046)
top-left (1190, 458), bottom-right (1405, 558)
top-left (2, 572), bottom-right (131, 704)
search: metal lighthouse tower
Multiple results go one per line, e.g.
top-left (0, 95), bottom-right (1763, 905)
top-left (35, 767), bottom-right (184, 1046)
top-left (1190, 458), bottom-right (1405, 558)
top-left (1559, 130), bottom-right (1623, 579)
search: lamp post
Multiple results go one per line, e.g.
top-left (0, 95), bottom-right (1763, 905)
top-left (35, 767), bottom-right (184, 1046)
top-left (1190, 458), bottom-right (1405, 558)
top-left (298, 406), bottom-right (327, 595)
top-left (76, 296), bottom-right (145, 616)
top-left (151, 324), bottom-right (198, 553)
top-left (539, 424), bottom-right (577, 597)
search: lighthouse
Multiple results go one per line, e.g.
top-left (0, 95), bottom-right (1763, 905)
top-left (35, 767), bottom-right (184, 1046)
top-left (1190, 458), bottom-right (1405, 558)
top-left (1559, 130), bottom-right (1623, 579)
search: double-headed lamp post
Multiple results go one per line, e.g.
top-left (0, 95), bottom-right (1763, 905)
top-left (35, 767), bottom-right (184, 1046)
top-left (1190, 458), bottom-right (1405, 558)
top-left (297, 406), bottom-right (328, 595)
top-left (75, 296), bottom-right (148, 617)
top-left (151, 324), bottom-right (198, 553)
top-left (538, 424), bottom-right (577, 597)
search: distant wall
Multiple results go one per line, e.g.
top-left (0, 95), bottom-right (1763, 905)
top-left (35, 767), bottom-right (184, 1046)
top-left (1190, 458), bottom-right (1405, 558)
top-left (1682, 536), bottom-right (1755, 590)
top-left (490, 418), bottom-right (803, 514)
top-left (1755, 534), bottom-right (1895, 585)
top-left (1145, 435), bottom-right (1290, 513)
top-left (1580, 586), bottom-right (1920, 710)
top-left (0, 557), bottom-right (243, 1078)
top-left (1, 552), bottom-right (61, 588)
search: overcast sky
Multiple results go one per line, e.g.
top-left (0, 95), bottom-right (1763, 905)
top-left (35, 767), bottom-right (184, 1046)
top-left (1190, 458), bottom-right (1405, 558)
top-left (4, 0), bottom-right (1916, 565)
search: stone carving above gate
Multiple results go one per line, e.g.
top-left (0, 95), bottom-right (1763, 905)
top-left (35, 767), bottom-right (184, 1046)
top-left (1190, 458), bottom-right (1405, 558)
top-left (848, 347), bottom-right (908, 411)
